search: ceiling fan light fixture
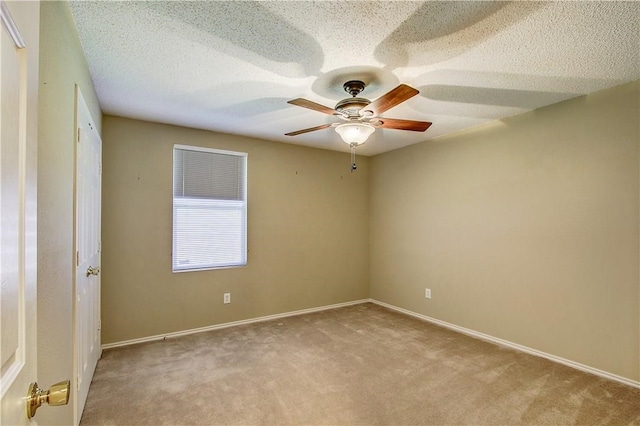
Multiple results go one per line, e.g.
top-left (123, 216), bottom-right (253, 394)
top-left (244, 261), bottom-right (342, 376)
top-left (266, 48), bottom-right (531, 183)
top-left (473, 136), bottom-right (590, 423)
top-left (335, 122), bottom-right (375, 145)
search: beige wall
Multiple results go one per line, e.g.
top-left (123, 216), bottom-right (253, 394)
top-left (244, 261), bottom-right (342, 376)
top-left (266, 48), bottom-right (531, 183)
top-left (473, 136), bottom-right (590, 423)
top-left (102, 83), bottom-right (639, 383)
top-left (38, 2), bottom-right (102, 424)
top-left (101, 117), bottom-right (369, 344)
top-left (370, 81), bottom-right (640, 381)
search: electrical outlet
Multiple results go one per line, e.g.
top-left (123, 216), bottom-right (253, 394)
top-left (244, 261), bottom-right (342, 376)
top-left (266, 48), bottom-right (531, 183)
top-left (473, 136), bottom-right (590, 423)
top-left (223, 293), bottom-right (231, 304)
top-left (425, 288), bottom-right (431, 299)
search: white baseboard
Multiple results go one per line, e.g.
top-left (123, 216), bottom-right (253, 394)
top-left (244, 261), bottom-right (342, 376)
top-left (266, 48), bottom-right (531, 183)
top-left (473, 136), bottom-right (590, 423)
top-left (102, 297), bottom-right (639, 389)
top-left (370, 299), bottom-right (640, 390)
top-left (101, 299), bottom-right (370, 350)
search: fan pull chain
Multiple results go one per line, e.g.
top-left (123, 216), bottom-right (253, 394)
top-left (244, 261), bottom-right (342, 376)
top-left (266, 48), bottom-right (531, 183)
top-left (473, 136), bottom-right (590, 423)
top-left (350, 143), bottom-right (357, 172)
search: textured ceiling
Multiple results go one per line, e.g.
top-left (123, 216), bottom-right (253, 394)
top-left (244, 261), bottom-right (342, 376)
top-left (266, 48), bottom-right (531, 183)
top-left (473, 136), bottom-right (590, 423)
top-left (69, 1), bottom-right (640, 156)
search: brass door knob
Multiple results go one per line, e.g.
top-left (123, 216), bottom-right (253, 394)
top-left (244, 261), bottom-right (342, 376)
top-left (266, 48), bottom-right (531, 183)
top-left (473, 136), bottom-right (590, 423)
top-left (86, 266), bottom-right (100, 277)
top-left (27, 380), bottom-right (70, 419)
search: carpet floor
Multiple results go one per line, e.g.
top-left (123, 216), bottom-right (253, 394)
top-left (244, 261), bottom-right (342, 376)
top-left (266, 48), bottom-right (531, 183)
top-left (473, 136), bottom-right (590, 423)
top-left (80, 303), bottom-right (640, 425)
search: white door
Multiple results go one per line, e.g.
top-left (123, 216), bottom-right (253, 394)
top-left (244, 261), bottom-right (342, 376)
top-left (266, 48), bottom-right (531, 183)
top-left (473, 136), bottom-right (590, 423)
top-left (0, 1), bottom-right (39, 425)
top-left (74, 88), bottom-right (102, 423)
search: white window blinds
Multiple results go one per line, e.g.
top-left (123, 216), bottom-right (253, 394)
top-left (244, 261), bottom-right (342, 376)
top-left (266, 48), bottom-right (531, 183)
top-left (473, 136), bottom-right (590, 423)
top-left (173, 145), bottom-right (247, 271)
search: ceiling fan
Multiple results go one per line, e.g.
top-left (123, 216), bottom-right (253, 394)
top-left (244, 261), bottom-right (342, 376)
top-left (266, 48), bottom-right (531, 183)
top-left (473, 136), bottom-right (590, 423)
top-left (285, 80), bottom-right (432, 148)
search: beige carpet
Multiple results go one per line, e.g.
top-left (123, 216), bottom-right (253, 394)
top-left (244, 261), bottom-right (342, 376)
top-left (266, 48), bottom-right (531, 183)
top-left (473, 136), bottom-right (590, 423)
top-left (81, 303), bottom-right (640, 425)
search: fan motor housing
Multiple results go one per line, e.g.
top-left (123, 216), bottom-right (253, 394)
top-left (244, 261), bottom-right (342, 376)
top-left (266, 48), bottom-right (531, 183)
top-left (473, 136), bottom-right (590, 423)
top-left (335, 97), bottom-right (370, 114)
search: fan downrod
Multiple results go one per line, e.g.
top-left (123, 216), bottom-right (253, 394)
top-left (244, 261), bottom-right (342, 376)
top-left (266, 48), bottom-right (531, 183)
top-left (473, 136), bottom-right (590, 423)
top-left (343, 80), bottom-right (366, 97)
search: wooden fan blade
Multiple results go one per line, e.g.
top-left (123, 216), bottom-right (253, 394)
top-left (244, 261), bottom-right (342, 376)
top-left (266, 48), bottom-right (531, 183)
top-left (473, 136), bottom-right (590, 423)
top-left (376, 118), bottom-right (432, 132)
top-left (285, 123), bottom-right (333, 136)
top-left (287, 98), bottom-right (336, 115)
top-left (363, 84), bottom-right (419, 116)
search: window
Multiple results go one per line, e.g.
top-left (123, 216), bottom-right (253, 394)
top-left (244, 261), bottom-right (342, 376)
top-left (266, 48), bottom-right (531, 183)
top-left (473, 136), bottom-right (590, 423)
top-left (173, 145), bottom-right (247, 272)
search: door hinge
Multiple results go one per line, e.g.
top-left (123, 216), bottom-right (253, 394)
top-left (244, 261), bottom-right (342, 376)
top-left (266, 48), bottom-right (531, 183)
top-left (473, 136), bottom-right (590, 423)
top-left (77, 128), bottom-right (81, 142)
top-left (76, 251), bottom-right (80, 266)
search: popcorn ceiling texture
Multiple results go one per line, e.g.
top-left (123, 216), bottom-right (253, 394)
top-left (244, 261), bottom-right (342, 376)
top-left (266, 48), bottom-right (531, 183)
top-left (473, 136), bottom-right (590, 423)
top-left (69, 1), bottom-right (640, 156)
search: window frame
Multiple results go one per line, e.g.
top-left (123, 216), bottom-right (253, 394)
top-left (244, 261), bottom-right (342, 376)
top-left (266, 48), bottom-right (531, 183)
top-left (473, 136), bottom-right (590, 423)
top-left (172, 144), bottom-right (248, 272)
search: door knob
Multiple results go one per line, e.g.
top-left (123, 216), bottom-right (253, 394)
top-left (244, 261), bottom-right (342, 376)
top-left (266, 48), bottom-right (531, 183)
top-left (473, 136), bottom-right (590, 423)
top-left (26, 380), bottom-right (70, 419)
top-left (86, 266), bottom-right (100, 277)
